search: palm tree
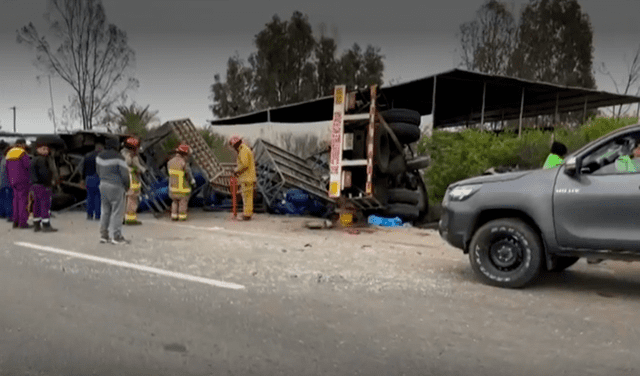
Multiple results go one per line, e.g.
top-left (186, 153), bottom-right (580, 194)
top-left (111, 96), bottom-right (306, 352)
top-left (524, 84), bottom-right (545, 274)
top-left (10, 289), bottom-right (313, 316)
top-left (112, 104), bottom-right (160, 137)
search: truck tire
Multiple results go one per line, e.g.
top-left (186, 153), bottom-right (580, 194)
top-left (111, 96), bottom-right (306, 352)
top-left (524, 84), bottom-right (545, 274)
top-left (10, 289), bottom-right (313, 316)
top-left (406, 156), bottom-right (430, 171)
top-left (548, 256), bottom-right (580, 272)
top-left (416, 175), bottom-right (429, 219)
top-left (375, 127), bottom-right (391, 173)
top-left (381, 109), bottom-right (421, 126)
top-left (468, 218), bottom-right (543, 288)
top-left (387, 188), bottom-right (419, 205)
top-left (383, 203), bottom-right (419, 221)
top-left (387, 154), bottom-right (407, 175)
top-left (389, 122), bottom-right (421, 145)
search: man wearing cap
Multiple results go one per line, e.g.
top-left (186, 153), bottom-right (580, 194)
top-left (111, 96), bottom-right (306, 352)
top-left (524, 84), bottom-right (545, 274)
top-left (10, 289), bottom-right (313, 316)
top-left (229, 135), bottom-right (256, 221)
top-left (0, 141), bottom-right (13, 221)
top-left (97, 137), bottom-right (130, 244)
top-left (5, 138), bottom-right (31, 229)
top-left (167, 143), bottom-right (196, 221)
top-left (121, 137), bottom-right (146, 225)
top-left (29, 138), bottom-right (57, 232)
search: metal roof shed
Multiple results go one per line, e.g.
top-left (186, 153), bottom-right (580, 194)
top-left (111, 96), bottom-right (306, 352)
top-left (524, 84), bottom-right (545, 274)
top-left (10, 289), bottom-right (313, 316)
top-left (210, 69), bottom-right (640, 133)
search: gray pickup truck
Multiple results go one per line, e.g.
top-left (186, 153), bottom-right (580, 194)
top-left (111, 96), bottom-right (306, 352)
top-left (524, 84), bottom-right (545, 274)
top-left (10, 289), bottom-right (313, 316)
top-left (438, 123), bottom-right (640, 288)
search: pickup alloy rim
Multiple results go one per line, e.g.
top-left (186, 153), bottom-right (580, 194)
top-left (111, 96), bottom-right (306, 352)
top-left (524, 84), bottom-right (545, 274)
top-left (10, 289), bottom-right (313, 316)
top-left (489, 237), bottom-right (523, 271)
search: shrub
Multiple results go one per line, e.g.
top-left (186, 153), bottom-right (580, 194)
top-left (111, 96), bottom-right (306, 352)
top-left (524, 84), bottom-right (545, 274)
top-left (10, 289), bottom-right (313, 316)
top-left (418, 117), bottom-right (639, 207)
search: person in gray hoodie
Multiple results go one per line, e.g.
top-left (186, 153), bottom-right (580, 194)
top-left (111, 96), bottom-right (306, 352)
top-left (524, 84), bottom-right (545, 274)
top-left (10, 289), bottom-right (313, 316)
top-left (96, 137), bottom-right (130, 244)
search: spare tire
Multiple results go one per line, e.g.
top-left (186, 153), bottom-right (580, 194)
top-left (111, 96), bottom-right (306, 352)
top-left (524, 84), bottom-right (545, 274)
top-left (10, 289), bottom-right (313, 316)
top-left (384, 203), bottom-right (420, 221)
top-left (381, 109), bottom-right (421, 126)
top-left (388, 188), bottom-right (420, 205)
top-left (374, 127), bottom-right (391, 174)
top-left (389, 122), bottom-right (421, 145)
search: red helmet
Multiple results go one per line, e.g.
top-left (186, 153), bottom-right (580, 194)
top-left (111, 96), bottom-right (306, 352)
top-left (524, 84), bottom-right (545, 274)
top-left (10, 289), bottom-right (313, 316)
top-left (125, 137), bottom-right (139, 149)
top-left (176, 143), bottom-right (190, 154)
top-left (228, 135), bottom-right (242, 147)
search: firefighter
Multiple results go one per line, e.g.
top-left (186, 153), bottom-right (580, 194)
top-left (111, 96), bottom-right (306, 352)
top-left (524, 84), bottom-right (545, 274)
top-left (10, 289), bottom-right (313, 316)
top-left (167, 143), bottom-right (196, 221)
top-left (6, 138), bottom-right (31, 229)
top-left (121, 137), bottom-right (146, 225)
top-left (229, 135), bottom-right (256, 221)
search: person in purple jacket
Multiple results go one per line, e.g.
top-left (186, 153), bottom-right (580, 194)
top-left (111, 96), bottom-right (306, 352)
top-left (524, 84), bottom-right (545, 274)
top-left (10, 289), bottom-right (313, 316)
top-left (5, 138), bottom-right (31, 229)
top-left (29, 138), bottom-right (57, 232)
top-left (0, 141), bottom-right (13, 222)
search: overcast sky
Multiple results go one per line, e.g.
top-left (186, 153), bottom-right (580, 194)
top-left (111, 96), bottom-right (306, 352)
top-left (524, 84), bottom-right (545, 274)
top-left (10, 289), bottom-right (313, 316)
top-left (0, 0), bottom-right (639, 134)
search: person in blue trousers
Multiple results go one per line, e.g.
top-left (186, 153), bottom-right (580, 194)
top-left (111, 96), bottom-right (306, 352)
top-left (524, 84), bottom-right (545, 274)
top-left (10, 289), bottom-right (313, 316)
top-left (0, 141), bottom-right (13, 221)
top-left (82, 142), bottom-right (104, 220)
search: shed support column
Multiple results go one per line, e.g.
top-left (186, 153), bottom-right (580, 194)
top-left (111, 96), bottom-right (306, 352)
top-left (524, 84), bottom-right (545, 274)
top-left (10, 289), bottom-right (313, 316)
top-left (518, 87), bottom-right (525, 138)
top-left (554, 92), bottom-right (559, 125)
top-left (267, 109), bottom-right (271, 122)
top-left (431, 76), bottom-right (437, 130)
top-left (480, 81), bottom-right (486, 130)
top-left (583, 96), bottom-right (588, 124)
top-left (637, 101), bottom-right (639, 120)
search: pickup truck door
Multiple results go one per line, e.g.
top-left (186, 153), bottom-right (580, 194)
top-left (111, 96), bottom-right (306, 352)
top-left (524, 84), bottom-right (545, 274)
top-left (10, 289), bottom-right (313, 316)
top-left (553, 166), bottom-right (640, 251)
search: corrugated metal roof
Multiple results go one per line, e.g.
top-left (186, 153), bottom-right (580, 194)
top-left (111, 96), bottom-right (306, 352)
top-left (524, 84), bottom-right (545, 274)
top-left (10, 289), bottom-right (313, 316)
top-left (210, 68), bottom-right (640, 128)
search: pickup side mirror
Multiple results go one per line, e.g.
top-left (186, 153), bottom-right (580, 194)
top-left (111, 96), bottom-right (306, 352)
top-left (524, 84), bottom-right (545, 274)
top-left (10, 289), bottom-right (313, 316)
top-left (564, 156), bottom-right (581, 177)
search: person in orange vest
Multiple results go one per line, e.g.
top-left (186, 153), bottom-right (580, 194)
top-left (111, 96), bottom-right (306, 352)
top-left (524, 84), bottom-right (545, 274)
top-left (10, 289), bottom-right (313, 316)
top-left (229, 135), bottom-right (256, 221)
top-left (121, 137), bottom-right (146, 225)
top-left (167, 143), bottom-right (195, 221)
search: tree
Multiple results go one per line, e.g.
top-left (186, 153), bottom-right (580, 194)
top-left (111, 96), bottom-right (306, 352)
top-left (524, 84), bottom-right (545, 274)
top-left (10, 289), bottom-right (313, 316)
top-left (17, 0), bottom-right (137, 131)
top-left (458, 0), bottom-right (517, 75)
top-left (210, 11), bottom-right (385, 119)
top-left (210, 53), bottom-right (254, 119)
top-left (250, 11), bottom-right (317, 108)
top-left (508, 0), bottom-right (596, 88)
top-left (598, 44), bottom-right (640, 118)
top-left (108, 103), bottom-right (160, 138)
top-left (338, 44), bottom-right (385, 91)
top-left (315, 25), bottom-right (339, 97)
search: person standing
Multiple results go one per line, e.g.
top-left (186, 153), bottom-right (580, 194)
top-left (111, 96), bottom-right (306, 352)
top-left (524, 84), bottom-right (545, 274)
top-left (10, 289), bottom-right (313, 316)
top-left (0, 141), bottom-right (13, 221)
top-left (167, 144), bottom-right (196, 221)
top-left (229, 135), bottom-right (256, 221)
top-left (6, 138), bottom-right (31, 229)
top-left (29, 138), bottom-right (57, 232)
top-left (543, 141), bottom-right (567, 169)
top-left (97, 137), bottom-right (130, 245)
top-left (121, 137), bottom-right (146, 225)
top-left (82, 142), bottom-right (104, 220)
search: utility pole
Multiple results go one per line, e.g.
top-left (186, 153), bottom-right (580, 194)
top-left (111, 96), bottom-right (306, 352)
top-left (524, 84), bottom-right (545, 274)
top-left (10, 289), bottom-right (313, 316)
top-left (9, 106), bottom-right (16, 133)
top-left (48, 75), bottom-right (57, 134)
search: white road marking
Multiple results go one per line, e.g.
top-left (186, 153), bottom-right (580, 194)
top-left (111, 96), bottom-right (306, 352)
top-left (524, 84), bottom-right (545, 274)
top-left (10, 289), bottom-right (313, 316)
top-left (14, 242), bottom-right (246, 290)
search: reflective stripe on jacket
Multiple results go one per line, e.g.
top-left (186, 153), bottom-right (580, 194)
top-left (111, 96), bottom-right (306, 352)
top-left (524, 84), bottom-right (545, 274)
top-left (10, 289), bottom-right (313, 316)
top-left (167, 155), bottom-right (191, 195)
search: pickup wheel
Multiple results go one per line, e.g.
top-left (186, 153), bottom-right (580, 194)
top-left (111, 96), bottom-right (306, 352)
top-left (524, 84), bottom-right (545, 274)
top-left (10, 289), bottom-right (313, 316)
top-left (468, 218), bottom-right (543, 288)
top-left (548, 256), bottom-right (580, 272)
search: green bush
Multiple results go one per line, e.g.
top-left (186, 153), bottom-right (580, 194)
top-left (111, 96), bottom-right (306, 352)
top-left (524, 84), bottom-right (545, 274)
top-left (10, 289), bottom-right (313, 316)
top-left (418, 117), bottom-right (639, 206)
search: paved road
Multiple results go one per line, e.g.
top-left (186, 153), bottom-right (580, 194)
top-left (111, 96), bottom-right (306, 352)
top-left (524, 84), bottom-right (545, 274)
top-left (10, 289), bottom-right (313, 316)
top-left (2, 211), bottom-right (640, 375)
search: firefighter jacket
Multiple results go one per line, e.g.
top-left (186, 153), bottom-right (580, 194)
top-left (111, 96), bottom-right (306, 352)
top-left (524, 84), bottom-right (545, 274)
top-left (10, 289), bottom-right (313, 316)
top-left (121, 149), bottom-right (146, 192)
top-left (235, 143), bottom-right (256, 184)
top-left (167, 154), bottom-right (194, 196)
